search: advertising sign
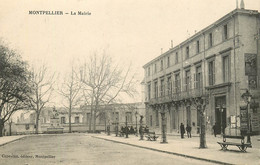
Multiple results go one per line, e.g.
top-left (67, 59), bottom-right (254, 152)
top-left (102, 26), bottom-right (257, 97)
top-left (240, 106), bottom-right (248, 131)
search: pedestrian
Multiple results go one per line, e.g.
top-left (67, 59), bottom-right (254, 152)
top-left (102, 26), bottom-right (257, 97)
top-left (180, 123), bottom-right (185, 139)
top-left (186, 124), bottom-right (192, 138)
top-left (212, 123), bottom-right (217, 137)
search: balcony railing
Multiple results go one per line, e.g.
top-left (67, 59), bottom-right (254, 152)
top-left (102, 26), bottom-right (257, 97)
top-left (146, 87), bottom-right (208, 105)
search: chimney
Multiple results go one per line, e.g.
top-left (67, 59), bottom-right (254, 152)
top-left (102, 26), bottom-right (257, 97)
top-left (236, 0), bottom-right (238, 9)
top-left (161, 48), bottom-right (163, 54)
top-left (240, 0), bottom-right (245, 9)
top-left (171, 40), bottom-right (173, 48)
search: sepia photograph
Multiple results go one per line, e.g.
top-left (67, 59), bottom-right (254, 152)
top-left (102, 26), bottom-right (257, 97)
top-left (0, 0), bottom-right (259, 164)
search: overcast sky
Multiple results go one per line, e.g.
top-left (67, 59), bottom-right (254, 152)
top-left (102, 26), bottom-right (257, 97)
top-left (0, 0), bottom-right (259, 104)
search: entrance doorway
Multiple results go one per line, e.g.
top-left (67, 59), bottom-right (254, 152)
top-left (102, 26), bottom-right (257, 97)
top-left (215, 96), bottom-right (226, 134)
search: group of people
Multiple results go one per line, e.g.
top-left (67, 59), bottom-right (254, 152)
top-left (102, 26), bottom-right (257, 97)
top-left (180, 123), bottom-right (192, 139)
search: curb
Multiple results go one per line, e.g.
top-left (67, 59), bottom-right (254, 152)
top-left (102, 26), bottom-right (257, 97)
top-left (92, 136), bottom-right (234, 165)
top-left (0, 136), bottom-right (27, 147)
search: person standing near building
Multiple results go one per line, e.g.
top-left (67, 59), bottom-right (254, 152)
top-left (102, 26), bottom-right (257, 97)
top-left (180, 123), bottom-right (185, 139)
top-left (186, 124), bottom-right (192, 138)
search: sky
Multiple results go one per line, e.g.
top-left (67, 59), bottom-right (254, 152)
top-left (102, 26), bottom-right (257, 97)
top-left (0, 0), bottom-right (259, 104)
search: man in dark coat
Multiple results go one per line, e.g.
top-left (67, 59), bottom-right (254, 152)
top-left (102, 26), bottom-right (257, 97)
top-left (180, 123), bottom-right (185, 139)
top-left (186, 124), bottom-right (192, 138)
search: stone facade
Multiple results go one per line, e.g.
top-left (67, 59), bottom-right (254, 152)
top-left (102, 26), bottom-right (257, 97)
top-left (143, 8), bottom-right (260, 136)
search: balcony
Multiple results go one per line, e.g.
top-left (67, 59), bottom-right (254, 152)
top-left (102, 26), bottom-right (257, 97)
top-left (146, 87), bottom-right (208, 105)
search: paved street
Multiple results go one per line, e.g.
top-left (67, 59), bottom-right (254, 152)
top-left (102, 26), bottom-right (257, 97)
top-left (0, 134), bottom-right (214, 165)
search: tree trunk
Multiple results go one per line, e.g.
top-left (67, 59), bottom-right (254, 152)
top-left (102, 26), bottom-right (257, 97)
top-left (35, 113), bottom-right (40, 134)
top-left (0, 119), bottom-right (4, 137)
top-left (89, 108), bottom-right (92, 132)
top-left (199, 113), bottom-right (207, 148)
top-left (93, 109), bottom-right (96, 133)
top-left (69, 107), bottom-right (72, 133)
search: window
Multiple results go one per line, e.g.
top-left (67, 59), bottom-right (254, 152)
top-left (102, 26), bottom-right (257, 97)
top-left (154, 63), bottom-right (157, 73)
top-left (175, 52), bottom-right (179, 64)
top-left (167, 76), bottom-right (172, 96)
top-left (196, 40), bottom-right (200, 54)
top-left (208, 60), bottom-right (215, 85)
top-left (160, 60), bottom-right (163, 71)
top-left (160, 79), bottom-right (164, 97)
top-left (195, 65), bottom-right (202, 89)
top-left (167, 56), bottom-right (170, 67)
top-left (155, 110), bottom-right (159, 126)
top-left (223, 24), bottom-right (228, 40)
top-left (186, 46), bottom-right (189, 59)
top-left (150, 115), bottom-right (153, 127)
top-left (87, 113), bottom-right (91, 124)
top-left (209, 33), bottom-right (213, 48)
top-left (223, 55), bottom-right (230, 82)
top-left (99, 112), bottom-right (105, 124)
top-left (148, 84), bottom-right (151, 100)
top-left (25, 124), bottom-right (30, 130)
top-left (75, 116), bottom-right (79, 123)
top-left (185, 70), bottom-right (191, 91)
top-left (148, 67), bottom-right (150, 76)
top-left (175, 73), bottom-right (181, 93)
top-left (61, 117), bottom-right (66, 124)
top-left (113, 112), bottom-right (119, 122)
top-left (154, 81), bottom-right (158, 98)
top-left (126, 112), bottom-right (132, 123)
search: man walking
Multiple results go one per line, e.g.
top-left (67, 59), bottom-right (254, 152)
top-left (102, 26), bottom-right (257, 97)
top-left (186, 124), bottom-right (192, 138)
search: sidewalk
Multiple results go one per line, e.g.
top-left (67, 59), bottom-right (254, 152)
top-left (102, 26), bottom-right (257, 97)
top-left (0, 135), bottom-right (27, 147)
top-left (92, 133), bottom-right (260, 165)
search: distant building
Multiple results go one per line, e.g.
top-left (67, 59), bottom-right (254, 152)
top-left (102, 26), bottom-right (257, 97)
top-left (143, 7), bottom-right (260, 136)
top-left (12, 102), bottom-right (145, 134)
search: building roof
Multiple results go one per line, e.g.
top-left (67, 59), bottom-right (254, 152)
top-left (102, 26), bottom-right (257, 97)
top-left (143, 8), bottom-right (259, 68)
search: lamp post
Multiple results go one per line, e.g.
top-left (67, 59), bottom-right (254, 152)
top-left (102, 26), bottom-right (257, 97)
top-left (107, 120), bottom-right (110, 135)
top-left (139, 115), bottom-right (144, 140)
top-left (135, 111), bottom-right (138, 137)
top-left (241, 90), bottom-right (252, 143)
top-left (115, 118), bottom-right (118, 137)
top-left (125, 116), bottom-right (128, 138)
top-left (219, 106), bottom-right (224, 135)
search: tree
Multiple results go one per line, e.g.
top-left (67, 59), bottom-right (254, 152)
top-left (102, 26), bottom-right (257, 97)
top-left (26, 64), bottom-right (55, 134)
top-left (191, 97), bottom-right (208, 148)
top-left (80, 52), bottom-right (137, 132)
top-left (0, 43), bottom-right (31, 137)
top-left (58, 65), bottom-right (81, 133)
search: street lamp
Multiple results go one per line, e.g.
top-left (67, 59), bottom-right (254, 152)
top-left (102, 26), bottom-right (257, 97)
top-left (135, 111), bottom-right (138, 137)
top-left (219, 105), bottom-right (224, 135)
top-left (115, 118), bottom-right (119, 137)
top-left (125, 116), bottom-right (128, 138)
top-left (241, 90), bottom-right (252, 143)
top-left (139, 115), bottom-right (144, 140)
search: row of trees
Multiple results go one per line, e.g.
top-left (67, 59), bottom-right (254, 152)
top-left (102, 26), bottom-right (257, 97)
top-left (0, 42), bottom-right (138, 136)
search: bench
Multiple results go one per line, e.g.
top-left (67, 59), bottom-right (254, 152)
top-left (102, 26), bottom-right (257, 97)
top-left (119, 131), bottom-right (125, 137)
top-left (145, 132), bottom-right (159, 141)
top-left (217, 135), bottom-right (252, 152)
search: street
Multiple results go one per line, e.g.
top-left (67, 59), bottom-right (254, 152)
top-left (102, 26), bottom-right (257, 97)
top-left (0, 134), bottom-right (214, 165)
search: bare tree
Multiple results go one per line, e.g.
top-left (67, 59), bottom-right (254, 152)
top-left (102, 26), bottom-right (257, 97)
top-left (27, 64), bottom-right (55, 134)
top-left (0, 43), bottom-right (31, 137)
top-left (80, 52), bottom-right (137, 132)
top-left (58, 65), bottom-right (81, 133)
top-left (191, 97), bottom-right (208, 148)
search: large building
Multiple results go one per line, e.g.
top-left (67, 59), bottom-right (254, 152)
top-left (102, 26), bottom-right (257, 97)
top-left (143, 7), bottom-right (260, 136)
